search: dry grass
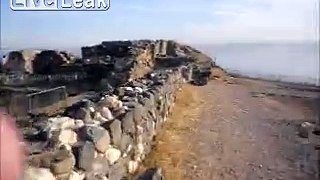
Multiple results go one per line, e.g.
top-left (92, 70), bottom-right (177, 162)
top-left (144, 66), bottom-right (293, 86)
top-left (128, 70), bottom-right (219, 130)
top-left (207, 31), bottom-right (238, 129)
top-left (142, 84), bottom-right (204, 180)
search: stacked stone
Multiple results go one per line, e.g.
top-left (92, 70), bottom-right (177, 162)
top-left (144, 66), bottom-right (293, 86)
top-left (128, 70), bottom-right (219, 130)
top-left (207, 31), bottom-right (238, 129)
top-left (1, 50), bottom-right (77, 74)
top-left (7, 40), bottom-right (215, 179)
top-left (24, 67), bottom-right (186, 180)
top-left (81, 41), bottom-right (157, 86)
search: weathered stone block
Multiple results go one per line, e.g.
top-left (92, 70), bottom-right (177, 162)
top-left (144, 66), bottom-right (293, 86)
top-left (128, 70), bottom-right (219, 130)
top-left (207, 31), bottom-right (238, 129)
top-left (121, 111), bottom-right (135, 134)
top-left (51, 129), bottom-right (78, 146)
top-left (28, 152), bottom-right (54, 168)
top-left (91, 157), bottom-right (110, 174)
top-left (104, 148), bottom-right (121, 165)
top-left (104, 119), bottom-right (122, 147)
top-left (75, 142), bottom-right (96, 171)
top-left (133, 104), bottom-right (146, 125)
top-left (84, 126), bottom-right (111, 153)
top-left (101, 95), bottom-right (122, 110)
top-left (24, 167), bottom-right (55, 180)
top-left (100, 107), bottom-right (114, 121)
top-left (71, 107), bottom-right (92, 123)
top-left (108, 158), bottom-right (128, 180)
top-left (47, 117), bottom-right (76, 131)
top-left (50, 152), bottom-right (75, 175)
top-left (120, 134), bottom-right (134, 153)
top-left (298, 122), bottom-right (315, 138)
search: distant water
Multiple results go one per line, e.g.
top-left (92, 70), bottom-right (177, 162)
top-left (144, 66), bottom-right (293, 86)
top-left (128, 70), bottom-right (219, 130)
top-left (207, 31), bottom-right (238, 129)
top-left (1, 43), bottom-right (319, 85)
top-left (195, 42), bottom-right (320, 85)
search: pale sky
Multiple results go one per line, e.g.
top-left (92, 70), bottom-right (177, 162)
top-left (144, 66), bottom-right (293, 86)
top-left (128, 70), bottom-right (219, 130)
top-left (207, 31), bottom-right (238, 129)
top-left (1, 0), bottom-right (319, 49)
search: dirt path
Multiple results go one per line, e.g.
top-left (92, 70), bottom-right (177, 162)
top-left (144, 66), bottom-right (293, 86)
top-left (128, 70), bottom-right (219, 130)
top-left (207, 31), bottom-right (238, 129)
top-left (142, 84), bottom-right (204, 179)
top-left (186, 79), bottom-right (318, 180)
top-left (143, 78), bottom-right (319, 180)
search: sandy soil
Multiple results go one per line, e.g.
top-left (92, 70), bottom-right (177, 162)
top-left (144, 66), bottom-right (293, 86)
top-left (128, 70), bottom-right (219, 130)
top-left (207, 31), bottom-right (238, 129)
top-left (144, 78), bottom-right (319, 180)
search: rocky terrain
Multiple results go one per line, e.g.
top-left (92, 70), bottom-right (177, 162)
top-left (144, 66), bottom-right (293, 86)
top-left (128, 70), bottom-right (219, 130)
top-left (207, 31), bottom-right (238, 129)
top-left (1, 40), bottom-right (318, 180)
top-left (0, 40), bottom-right (217, 180)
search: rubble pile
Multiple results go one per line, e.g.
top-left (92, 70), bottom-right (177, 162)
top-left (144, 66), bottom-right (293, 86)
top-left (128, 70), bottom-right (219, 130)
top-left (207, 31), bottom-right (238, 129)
top-left (0, 40), bottom-right (217, 180)
top-left (82, 40), bottom-right (155, 83)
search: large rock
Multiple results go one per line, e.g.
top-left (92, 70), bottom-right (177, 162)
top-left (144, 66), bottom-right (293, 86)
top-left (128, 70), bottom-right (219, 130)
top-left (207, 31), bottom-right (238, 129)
top-left (32, 50), bottom-right (72, 74)
top-left (298, 122), bottom-right (315, 138)
top-left (87, 157), bottom-right (110, 177)
top-left (24, 167), bottom-right (55, 180)
top-left (210, 66), bottom-right (227, 80)
top-left (94, 111), bottom-right (111, 123)
top-left (2, 50), bottom-right (40, 73)
top-left (76, 141), bottom-right (96, 171)
top-left (65, 100), bottom-right (95, 123)
top-left (99, 107), bottom-right (114, 121)
top-left (121, 111), bottom-right (135, 134)
top-left (47, 117), bottom-right (76, 129)
top-left (108, 158), bottom-right (128, 180)
top-left (143, 93), bottom-right (155, 108)
top-left (85, 126), bottom-right (111, 153)
top-left (120, 134), bottom-right (133, 154)
top-left (76, 107), bottom-right (93, 123)
top-left (101, 95), bottom-right (123, 110)
top-left (50, 148), bottom-right (75, 175)
top-left (28, 152), bottom-right (55, 168)
top-left (104, 148), bottom-right (121, 165)
top-left (133, 104), bottom-right (146, 125)
top-left (51, 129), bottom-right (78, 146)
top-left (103, 119), bottom-right (122, 147)
top-left (112, 108), bottom-right (127, 118)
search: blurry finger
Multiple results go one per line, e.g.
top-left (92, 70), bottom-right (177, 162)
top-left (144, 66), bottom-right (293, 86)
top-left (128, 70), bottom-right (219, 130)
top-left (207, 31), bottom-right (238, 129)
top-left (0, 110), bottom-right (25, 180)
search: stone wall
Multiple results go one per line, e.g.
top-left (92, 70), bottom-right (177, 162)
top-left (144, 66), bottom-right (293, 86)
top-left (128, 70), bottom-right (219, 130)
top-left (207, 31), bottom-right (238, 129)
top-left (1, 40), bottom-right (215, 180)
top-left (25, 67), bottom-right (188, 180)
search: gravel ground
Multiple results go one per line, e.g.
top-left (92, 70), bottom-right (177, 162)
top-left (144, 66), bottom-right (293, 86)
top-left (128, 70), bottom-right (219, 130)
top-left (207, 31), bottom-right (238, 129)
top-left (185, 78), bottom-right (319, 180)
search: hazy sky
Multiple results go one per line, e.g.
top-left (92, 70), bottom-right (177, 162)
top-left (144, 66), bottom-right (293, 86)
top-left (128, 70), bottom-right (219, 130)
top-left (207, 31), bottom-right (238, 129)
top-left (1, 0), bottom-right (319, 49)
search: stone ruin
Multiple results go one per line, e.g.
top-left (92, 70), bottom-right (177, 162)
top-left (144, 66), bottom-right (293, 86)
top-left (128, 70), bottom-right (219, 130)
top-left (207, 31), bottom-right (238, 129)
top-left (0, 40), bottom-right (217, 180)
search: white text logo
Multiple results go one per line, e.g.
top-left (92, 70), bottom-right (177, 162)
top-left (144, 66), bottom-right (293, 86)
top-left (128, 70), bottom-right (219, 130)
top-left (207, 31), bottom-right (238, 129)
top-left (10, 0), bottom-right (110, 11)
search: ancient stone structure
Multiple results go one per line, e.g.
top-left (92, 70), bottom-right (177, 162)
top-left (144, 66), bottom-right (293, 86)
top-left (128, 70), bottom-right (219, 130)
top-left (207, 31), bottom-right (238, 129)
top-left (1, 50), bottom-right (76, 74)
top-left (0, 40), bottom-right (215, 180)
